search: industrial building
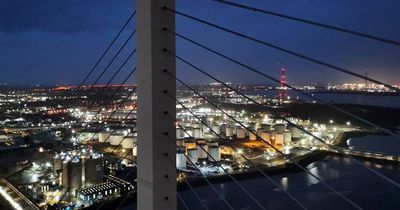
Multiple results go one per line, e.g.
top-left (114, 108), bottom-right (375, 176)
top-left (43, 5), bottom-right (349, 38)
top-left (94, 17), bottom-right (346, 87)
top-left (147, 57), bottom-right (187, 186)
top-left (53, 149), bottom-right (104, 194)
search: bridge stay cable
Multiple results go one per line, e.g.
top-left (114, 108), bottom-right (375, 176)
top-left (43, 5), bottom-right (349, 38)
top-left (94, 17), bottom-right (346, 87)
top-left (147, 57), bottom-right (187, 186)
top-left (164, 70), bottom-right (364, 210)
top-left (167, 49), bottom-right (400, 192)
top-left (168, 93), bottom-right (309, 210)
top-left (210, 0), bottom-right (400, 47)
top-left (164, 7), bottom-right (399, 92)
top-left (163, 111), bottom-right (267, 210)
top-left (165, 29), bottom-right (400, 139)
top-left (48, 70), bottom-right (137, 205)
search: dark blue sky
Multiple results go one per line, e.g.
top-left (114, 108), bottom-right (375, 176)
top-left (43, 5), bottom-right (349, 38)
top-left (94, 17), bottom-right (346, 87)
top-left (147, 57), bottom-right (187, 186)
top-left (0, 0), bottom-right (399, 86)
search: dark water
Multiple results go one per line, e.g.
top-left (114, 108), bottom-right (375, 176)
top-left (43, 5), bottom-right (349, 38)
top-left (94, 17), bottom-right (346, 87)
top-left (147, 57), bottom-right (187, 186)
top-left (120, 153), bottom-right (400, 210)
top-left (348, 135), bottom-right (400, 156)
top-left (121, 133), bottom-right (400, 210)
top-left (176, 155), bottom-right (400, 210)
top-left (246, 90), bottom-right (400, 108)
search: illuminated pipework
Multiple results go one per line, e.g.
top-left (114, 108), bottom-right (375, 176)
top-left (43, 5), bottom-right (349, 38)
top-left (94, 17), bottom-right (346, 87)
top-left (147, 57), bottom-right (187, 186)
top-left (0, 187), bottom-right (24, 210)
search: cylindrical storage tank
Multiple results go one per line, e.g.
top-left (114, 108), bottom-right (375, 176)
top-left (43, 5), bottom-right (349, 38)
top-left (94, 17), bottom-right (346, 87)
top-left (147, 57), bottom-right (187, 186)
top-left (249, 132), bottom-right (257, 141)
top-left (197, 143), bottom-right (207, 159)
top-left (236, 128), bottom-right (246, 139)
top-left (212, 125), bottom-right (220, 135)
top-left (192, 123), bottom-right (201, 128)
top-left (122, 137), bottom-right (135, 149)
top-left (274, 123), bottom-right (286, 133)
top-left (176, 150), bottom-right (187, 169)
top-left (249, 123), bottom-right (257, 131)
top-left (284, 131), bottom-right (292, 144)
top-left (270, 130), bottom-right (277, 144)
top-left (176, 128), bottom-right (185, 139)
top-left (260, 124), bottom-right (272, 130)
top-left (99, 132), bottom-right (112, 143)
top-left (187, 148), bottom-right (198, 164)
top-left (275, 133), bottom-right (284, 145)
top-left (207, 141), bottom-right (219, 147)
top-left (132, 145), bottom-right (137, 157)
top-left (53, 155), bottom-right (63, 174)
top-left (61, 162), bottom-right (69, 189)
top-left (208, 146), bottom-right (221, 162)
top-left (184, 127), bottom-right (194, 138)
top-left (62, 159), bottom-right (82, 193)
top-left (183, 122), bottom-right (192, 128)
top-left (289, 126), bottom-right (302, 139)
top-left (193, 128), bottom-right (201, 138)
top-left (226, 127), bottom-right (233, 137)
top-left (116, 129), bottom-right (129, 136)
top-left (202, 124), bottom-right (210, 134)
top-left (257, 130), bottom-right (265, 138)
top-left (260, 131), bottom-right (271, 143)
top-left (84, 156), bottom-right (103, 186)
top-left (70, 160), bottom-right (82, 192)
top-left (110, 134), bottom-right (124, 146)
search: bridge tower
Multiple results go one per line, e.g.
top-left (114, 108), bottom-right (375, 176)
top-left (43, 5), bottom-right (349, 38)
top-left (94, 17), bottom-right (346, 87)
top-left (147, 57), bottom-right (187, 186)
top-left (136, 0), bottom-right (177, 210)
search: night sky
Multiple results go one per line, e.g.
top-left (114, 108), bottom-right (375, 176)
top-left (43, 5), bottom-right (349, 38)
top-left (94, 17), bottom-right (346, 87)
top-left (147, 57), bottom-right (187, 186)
top-left (0, 0), bottom-right (399, 86)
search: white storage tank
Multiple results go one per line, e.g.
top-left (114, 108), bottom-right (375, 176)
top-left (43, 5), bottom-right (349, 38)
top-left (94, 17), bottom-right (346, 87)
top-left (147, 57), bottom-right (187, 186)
top-left (226, 127), bottom-right (233, 137)
top-left (257, 130), bottom-right (265, 138)
top-left (110, 134), bottom-right (124, 146)
top-left (176, 150), bottom-right (187, 169)
top-left (249, 123), bottom-right (257, 131)
top-left (208, 146), bottom-right (221, 162)
top-left (269, 130), bottom-right (277, 143)
top-left (212, 125), bottom-right (221, 135)
top-left (122, 136), bottom-right (136, 149)
top-left (197, 143), bottom-right (207, 159)
top-left (132, 145), bottom-right (137, 157)
top-left (202, 123), bottom-right (210, 134)
top-left (99, 131), bottom-right (112, 143)
top-left (236, 128), bottom-right (246, 139)
top-left (176, 127), bottom-right (185, 139)
top-left (275, 133), bottom-right (284, 145)
top-left (192, 123), bottom-right (201, 128)
top-left (274, 123), bottom-right (286, 133)
top-left (289, 126), bottom-right (302, 139)
top-left (187, 148), bottom-right (198, 164)
top-left (284, 131), bottom-right (292, 144)
top-left (249, 132), bottom-right (257, 141)
top-left (184, 127), bottom-right (194, 138)
top-left (193, 128), bottom-right (201, 138)
top-left (260, 124), bottom-right (272, 130)
top-left (207, 141), bottom-right (219, 147)
top-left (260, 130), bottom-right (271, 143)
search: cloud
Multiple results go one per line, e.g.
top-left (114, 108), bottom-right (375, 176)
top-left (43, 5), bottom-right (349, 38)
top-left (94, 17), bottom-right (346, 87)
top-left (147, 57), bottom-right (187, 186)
top-left (0, 0), bottom-right (133, 34)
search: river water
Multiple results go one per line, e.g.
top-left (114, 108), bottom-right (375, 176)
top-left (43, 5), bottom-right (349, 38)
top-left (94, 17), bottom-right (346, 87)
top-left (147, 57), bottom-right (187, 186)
top-left (121, 103), bottom-right (400, 210)
top-left (176, 154), bottom-right (400, 210)
top-left (170, 133), bottom-right (400, 210)
top-left (245, 89), bottom-right (400, 108)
